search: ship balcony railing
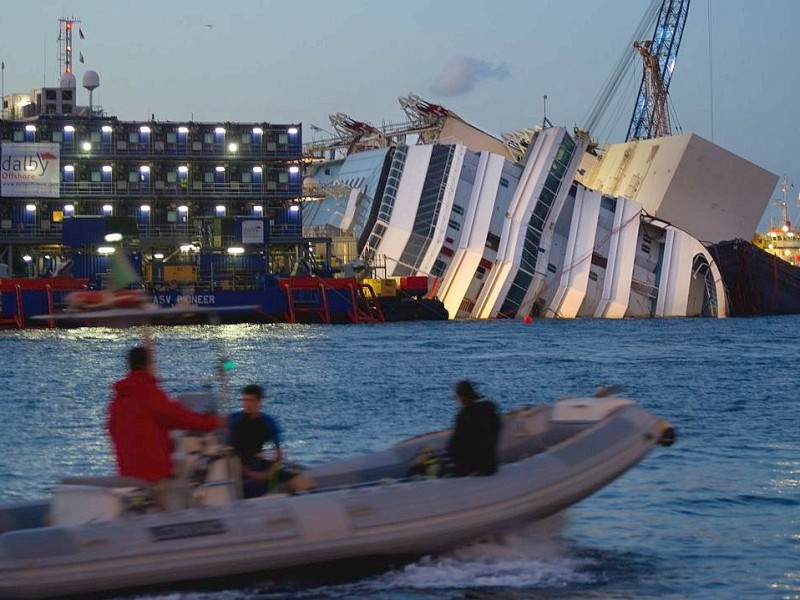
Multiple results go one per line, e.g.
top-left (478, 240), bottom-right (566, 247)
top-left (147, 271), bottom-right (262, 293)
top-left (269, 224), bottom-right (305, 242)
top-left (137, 224), bottom-right (199, 241)
top-left (58, 144), bottom-right (302, 160)
top-left (0, 222), bottom-right (63, 242)
top-left (630, 278), bottom-right (659, 299)
top-left (137, 224), bottom-right (304, 244)
top-left (0, 222), bottom-right (306, 246)
top-left (59, 181), bottom-right (301, 198)
top-left (303, 225), bottom-right (350, 238)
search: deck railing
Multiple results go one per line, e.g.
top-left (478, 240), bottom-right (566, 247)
top-left (58, 144), bottom-right (302, 160)
top-left (0, 223), bottom-right (305, 244)
top-left (58, 181), bottom-right (301, 198)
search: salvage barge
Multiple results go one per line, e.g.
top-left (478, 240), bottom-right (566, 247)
top-left (0, 275), bottom-right (448, 327)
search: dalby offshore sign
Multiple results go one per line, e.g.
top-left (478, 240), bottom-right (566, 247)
top-left (1, 142), bottom-right (61, 198)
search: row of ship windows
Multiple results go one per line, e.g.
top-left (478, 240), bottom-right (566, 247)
top-left (442, 204), bottom-right (467, 233)
top-left (72, 171), bottom-right (296, 186)
top-left (74, 170), bottom-right (295, 184)
top-left (10, 129), bottom-right (296, 145)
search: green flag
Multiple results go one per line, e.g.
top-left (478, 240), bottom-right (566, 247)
top-left (107, 252), bottom-right (141, 290)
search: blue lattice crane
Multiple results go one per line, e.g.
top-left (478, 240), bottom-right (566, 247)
top-left (625, 0), bottom-right (691, 141)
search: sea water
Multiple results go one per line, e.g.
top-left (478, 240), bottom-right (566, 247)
top-left (0, 317), bottom-right (797, 599)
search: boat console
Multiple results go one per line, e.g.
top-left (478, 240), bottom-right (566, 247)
top-left (51, 392), bottom-right (240, 526)
top-left (169, 391), bottom-right (241, 509)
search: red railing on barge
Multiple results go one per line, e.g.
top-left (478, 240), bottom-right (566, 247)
top-left (279, 277), bottom-right (385, 324)
top-left (0, 278), bottom-right (89, 328)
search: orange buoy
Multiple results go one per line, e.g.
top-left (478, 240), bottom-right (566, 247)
top-left (523, 315), bottom-right (533, 324)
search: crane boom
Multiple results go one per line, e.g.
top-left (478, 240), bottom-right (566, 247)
top-left (625, 0), bottom-right (691, 141)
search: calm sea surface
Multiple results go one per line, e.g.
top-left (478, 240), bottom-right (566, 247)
top-left (0, 317), bottom-right (798, 599)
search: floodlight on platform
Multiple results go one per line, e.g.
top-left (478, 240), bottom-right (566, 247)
top-left (104, 233), bottom-right (123, 243)
top-left (97, 247), bottom-right (115, 255)
top-left (227, 247), bottom-right (245, 255)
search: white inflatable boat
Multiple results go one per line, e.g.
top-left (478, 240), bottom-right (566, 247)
top-left (0, 390), bottom-right (675, 599)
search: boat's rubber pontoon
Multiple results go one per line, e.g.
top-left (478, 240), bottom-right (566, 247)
top-left (0, 392), bottom-right (674, 599)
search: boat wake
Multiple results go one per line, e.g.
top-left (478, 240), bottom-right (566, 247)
top-left (374, 513), bottom-right (596, 591)
top-left (133, 514), bottom-right (595, 600)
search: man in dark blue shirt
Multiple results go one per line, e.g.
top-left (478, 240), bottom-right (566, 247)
top-left (228, 384), bottom-right (313, 497)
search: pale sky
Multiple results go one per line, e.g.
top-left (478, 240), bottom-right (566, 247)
top-left (1, 0), bottom-right (798, 231)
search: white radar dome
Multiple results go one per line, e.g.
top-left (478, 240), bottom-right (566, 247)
top-left (82, 70), bottom-right (100, 91)
top-left (59, 73), bottom-right (76, 89)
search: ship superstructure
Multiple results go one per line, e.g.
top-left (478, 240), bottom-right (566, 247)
top-left (752, 176), bottom-right (800, 266)
top-left (303, 95), bottom-right (778, 320)
top-left (0, 18), bottom-right (319, 290)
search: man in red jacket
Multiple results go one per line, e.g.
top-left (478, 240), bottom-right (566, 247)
top-left (108, 345), bottom-right (223, 483)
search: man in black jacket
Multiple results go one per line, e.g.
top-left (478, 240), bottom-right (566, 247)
top-left (446, 380), bottom-right (501, 476)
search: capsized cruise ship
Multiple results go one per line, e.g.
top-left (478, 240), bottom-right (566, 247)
top-left (302, 95), bottom-right (778, 320)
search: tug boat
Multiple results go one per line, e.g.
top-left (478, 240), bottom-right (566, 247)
top-left (0, 389), bottom-right (674, 599)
